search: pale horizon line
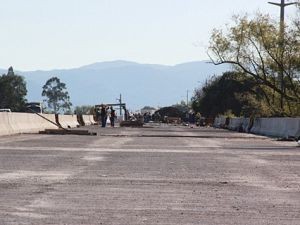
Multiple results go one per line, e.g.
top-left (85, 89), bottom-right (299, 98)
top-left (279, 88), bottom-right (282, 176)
top-left (0, 58), bottom-right (212, 73)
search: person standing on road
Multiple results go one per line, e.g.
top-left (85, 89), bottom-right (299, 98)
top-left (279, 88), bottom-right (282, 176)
top-left (100, 105), bottom-right (108, 127)
top-left (189, 110), bottom-right (196, 128)
top-left (110, 107), bottom-right (116, 127)
top-left (95, 107), bottom-right (101, 124)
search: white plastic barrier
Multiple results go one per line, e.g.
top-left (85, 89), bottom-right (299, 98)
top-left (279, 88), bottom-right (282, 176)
top-left (228, 118), bottom-right (244, 131)
top-left (57, 115), bottom-right (79, 129)
top-left (82, 115), bottom-right (92, 126)
top-left (250, 117), bottom-right (300, 138)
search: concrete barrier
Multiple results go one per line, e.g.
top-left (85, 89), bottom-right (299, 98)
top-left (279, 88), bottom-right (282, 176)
top-left (283, 118), bottom-right (300, 138)
top-left (228, 118), bottom-right (244, 131)
top-left (0, 112), bottom-right (13, 136)
top-left (0, 112), bottom-right (65, 136)
top-left (8, 113), bottom-right (42, 133)
top-left (1, 113), bottom-right (58, 135)
top-left (57, 114), bottom-right (79, 129)
top-left (220, 117), bottom-right (227, 128)
top-left (242, 118), bottom-right (250, 132)
top-left (76, 114), bottom-right (84, 126)
top-left (82, 115), bottom-right (92, 126)
top-left (89, 115), bottom-right (97, 125)
top-left (213, 117), bottom-right (220, 127)
top-left (42, 114), bottom-right (58, 130)
top-left (213, 116), bottom-right (226, 128)
top-left (250, 117), bottom-right (300, 138)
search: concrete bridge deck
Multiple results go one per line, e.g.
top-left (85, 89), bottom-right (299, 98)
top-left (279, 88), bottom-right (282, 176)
top-left (0, 125), bottom-right (299, 225)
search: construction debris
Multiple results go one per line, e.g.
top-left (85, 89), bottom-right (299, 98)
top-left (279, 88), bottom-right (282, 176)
top-left (120, 120), bottom-right (143, 127)
top-left (39, 129), bottom-right (97, 136)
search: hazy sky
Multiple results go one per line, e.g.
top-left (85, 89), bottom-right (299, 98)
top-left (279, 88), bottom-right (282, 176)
top-left (0, 0), bottom-right (298, 71)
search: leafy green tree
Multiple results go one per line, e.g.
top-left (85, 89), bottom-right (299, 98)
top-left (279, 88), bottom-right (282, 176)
top-left (42, 77), bottom-right (72, 114)
top-left (0, 67), bottom-right (27, 111)
top-left (191, 72), bottom-right (273, 118)
top-left (208, 13), bottom-right (300, 116)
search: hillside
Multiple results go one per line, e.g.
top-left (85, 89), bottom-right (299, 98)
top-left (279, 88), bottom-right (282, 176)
top-left (1, 61), bottom-right (229, 110)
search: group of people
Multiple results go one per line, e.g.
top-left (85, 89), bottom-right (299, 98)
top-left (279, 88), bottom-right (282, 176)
top-left (188, 111), bottom-right (203, 127)
top-left (97, 105), bottom-right (116, 127)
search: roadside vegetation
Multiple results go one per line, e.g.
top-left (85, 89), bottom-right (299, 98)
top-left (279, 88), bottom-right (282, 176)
top-left (0, 67), bottom-right (74, 114)
top-left (193, 8), bottom-right (300, 117)
top-left (42, 77), bottom-right (72, 114)
top-left (0, 67), bottom-right (27, 112)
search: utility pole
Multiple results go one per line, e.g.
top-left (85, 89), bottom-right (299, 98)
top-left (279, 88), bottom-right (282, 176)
top-left (268, 0), bottom-right (298, 110)
top-left (186, 90), bottom-right (189, 109)
top-left (117, 94), bottom-right (122, 116)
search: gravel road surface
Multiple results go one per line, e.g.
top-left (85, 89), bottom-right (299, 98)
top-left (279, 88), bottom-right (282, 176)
top-left (0, 125), bottom-right (299, 225)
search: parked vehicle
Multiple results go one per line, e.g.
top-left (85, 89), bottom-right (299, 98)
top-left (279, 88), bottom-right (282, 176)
top-left (25, 102), bottom-right (42, 113)
top-left (0, 108), bottom-right (11, 112)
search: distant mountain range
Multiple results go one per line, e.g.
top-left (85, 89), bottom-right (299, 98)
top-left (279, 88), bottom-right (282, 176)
top-left (0, 60), bottom-right (229, 110)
